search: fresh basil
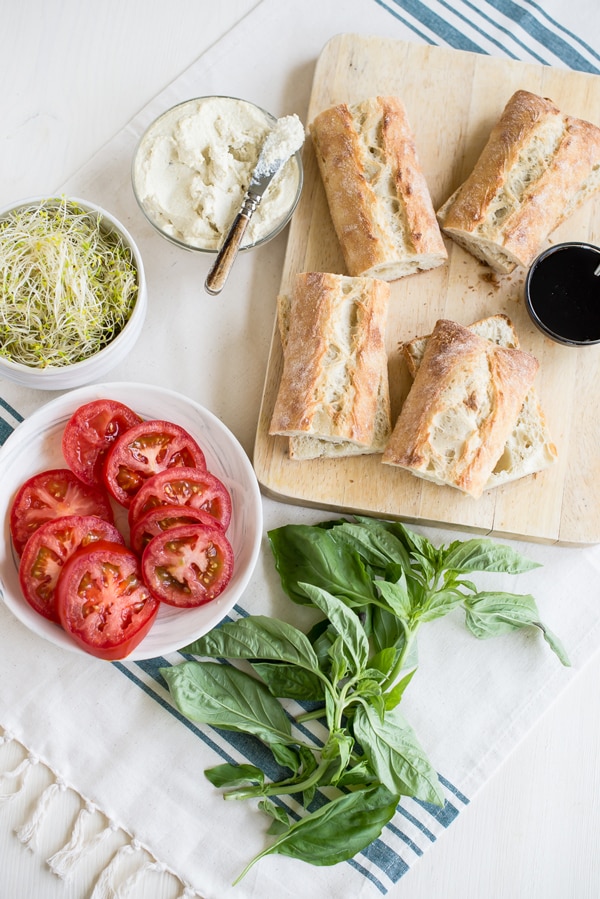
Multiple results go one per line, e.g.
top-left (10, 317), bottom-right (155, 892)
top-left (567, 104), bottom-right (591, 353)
top-left (161, 515), bottom-right (569, 884)
top-left (233, 785), bottom-right (399, 883)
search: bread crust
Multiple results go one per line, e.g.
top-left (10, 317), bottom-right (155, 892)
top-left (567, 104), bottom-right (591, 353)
top-left (269, 272), bottom-right (391, 448)
top-left (382, 319), bottom-right (540, 498)
top-left (437, 90), bottom-right (600, 272)
top-left (310, 96), bottom-right (447, 280)
top-left (401, 314), bottom-right (557, 489)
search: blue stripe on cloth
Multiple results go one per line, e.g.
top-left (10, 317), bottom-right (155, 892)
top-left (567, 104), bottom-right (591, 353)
top-left (439, 772), bottom-right (470, 805)
top-left (524, 0), bottom-right (600, 67)
top-left (117, 648), bottom-right (471, 894)
top-left (0, 397), bottom-right (24, 445)
top-left (374, 0), bottom-right (486, 52)
top-left (491, 0), bottom-right (600, 72)
top-left (373, 0), bottom-right (600, 74)
top-left (414, 795), bottom-right (460, 827)
top-left (396, 804), bottom-right (437, 841)
top-left (453, 0), bottom-right (547, 64)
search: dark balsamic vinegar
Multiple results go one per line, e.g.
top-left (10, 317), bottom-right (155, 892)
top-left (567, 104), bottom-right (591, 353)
top-left (528, 246), bottom-right (600, 343)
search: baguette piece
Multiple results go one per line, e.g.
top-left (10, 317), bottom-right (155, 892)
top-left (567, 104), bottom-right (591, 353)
top-left (269, 272), bottom-right (392, 459)
top-left (382, 319), bottom-right (540, 498)
top-left (403, 314), bottom-right (557, 488)
top-left (310, 96), bottom-right (447, 281)
top-left (437, 90), bottom-right (600, 273)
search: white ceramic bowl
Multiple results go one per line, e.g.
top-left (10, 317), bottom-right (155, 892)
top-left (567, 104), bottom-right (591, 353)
top-left (0, 197), bottom-right (147, 390)
top-left (131, 96), bottom-right (304, 253)
top-left (0, 383), bottom-right (263, 660)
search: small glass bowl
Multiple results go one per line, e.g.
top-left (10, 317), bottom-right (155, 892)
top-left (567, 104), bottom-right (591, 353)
top-left (131, 95), bottom-right (304, 254)
top-left (0, 196), bottom-right (147, 389)
top-left (525, 242), bottom-right (600, 347)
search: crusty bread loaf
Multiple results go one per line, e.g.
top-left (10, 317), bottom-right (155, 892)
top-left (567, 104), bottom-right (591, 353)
top-left (269, 272), bottom-right (392, 458)
top-left (437, 90), bottom-right (600, 273)
top-left (382, 319), bottom-right (540, 498)
top-left (309, 96), bottom-right (447, 281)
top-left (402, 314), bottom-right (557, 488)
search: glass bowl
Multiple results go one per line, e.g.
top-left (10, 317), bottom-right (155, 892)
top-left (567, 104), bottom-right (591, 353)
top-left (0, 196), bottom-right (147, 389)
top-left (131, 95), bottom-right (304, 253)
top-left (524, 242), bottom-right (600, 346)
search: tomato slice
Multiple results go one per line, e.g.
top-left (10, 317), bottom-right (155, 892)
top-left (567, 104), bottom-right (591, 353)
top-left (10, 468), bottom-right (115, 556)
top-left (142, 523), bottom-right (234, 607)
top-left (55, 541), bottom-right (160, 660)
top-left (127, 466), bottom-right (232, 531)
top-left (62, 399), bottom-right (142, 487)
top-left (129, 503), bottom-right (223, 555)
top-left (19, 514), bottom-right (124, 622)
top-left (102, 420), bottom-right (207, 508)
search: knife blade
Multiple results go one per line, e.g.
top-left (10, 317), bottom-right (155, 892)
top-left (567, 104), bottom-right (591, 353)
top-left (205, 115), bottom-right (305, 295)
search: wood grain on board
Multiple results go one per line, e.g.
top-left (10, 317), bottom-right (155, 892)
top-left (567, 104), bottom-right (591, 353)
top-left (253, 34), bottom-right (600, 545)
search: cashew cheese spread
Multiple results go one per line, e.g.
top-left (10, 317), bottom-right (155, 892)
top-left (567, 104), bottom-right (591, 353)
top-left (133, 97), bottom-right (304, 250)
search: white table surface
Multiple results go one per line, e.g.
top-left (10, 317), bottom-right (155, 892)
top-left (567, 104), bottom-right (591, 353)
top-left (1, 2), bottom-right (599, 897)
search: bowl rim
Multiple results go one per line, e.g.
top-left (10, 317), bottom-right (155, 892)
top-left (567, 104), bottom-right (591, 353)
top-left (0, 195), bottom-right (147, 376)
top-left (130, 94), bottom-right (304, 255)
top-left (524, 240), bottom-right (600, 347)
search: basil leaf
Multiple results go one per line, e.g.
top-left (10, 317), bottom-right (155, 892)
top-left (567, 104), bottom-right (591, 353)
top-left (373, 518), bottom-right (440, 568)
top-left (259, 799), bottom-right (290, 834)
top-left (250, 661), bottom-right (325, 700)
top-left (369, 646), bottom-right (398, 677)
top-left (268, 524), bottom-right (377, 607)
top-left (442, 538), bottom-right (541, 574)
top-left (204, 763), bottom-right (264, 790)
top-left (377, 575), bottom-right (412, 619)
top-left (463, 592), bottom-right (570, 665)
top-left (160, 661), bottom-right (294, 745)
top-left (328, 520), bottom-right (412, 572)
top-left (370, 605), bottom-right (408, 655)
top-left (299, 583), bottom-right (369, 673)
top-left (383, 667), bottom-right (416, 710)
top-left (183, 615), bottom-right (320, 673)
top-left (418, 587), bottom-right (465, 623)
top-left (352, 704), bottom-right (444, 805)
top-left (234, 785), bottom-right (399, 881)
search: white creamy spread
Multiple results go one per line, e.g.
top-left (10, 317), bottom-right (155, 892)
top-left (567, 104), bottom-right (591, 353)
top-left (133, 97), bottom-right (304, 250)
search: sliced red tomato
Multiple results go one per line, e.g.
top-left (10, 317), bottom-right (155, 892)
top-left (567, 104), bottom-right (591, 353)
top-left (130, 503), bottom-right (223, 555)
top-left (62, 399), bottom-right (142, 486)
top-left (141, 523), bottom-right (234, 607)
top-left (19, 515), bottom-right (124, 622)
top-left (55, 541), bottom-right (160, 660)
top-left (128, 466), bottom-right (232, 531)
top-left (10, 468), bottom-right (114, 556)
top-left (102, 420), bottom-right (207, 508)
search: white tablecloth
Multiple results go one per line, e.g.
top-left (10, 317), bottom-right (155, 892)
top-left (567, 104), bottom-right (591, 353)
top-left (1, 2), bottom-right (600, 897)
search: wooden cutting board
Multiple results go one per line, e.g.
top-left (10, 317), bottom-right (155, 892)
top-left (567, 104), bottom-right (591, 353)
top-left (253, 34), bottom-right (600, 545)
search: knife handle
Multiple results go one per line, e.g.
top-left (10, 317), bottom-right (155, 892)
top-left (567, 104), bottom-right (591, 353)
top-left (205, 196), bottom-right (259, 295)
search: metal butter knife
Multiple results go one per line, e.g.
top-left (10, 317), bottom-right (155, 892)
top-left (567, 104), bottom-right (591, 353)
top-left (204, 115), bottom-right (304, 296)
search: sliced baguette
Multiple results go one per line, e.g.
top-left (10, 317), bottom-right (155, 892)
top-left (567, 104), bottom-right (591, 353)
top-left (402, 314), bottom-right (557, 488)
top-left (310, 96), bottom-right (447, 280)
top-left (382, 319), bottom-right (540, 498)
top-left (437, 90), bottom-right (600, 273)
top-left (269, 272), bottom-right (392, 459)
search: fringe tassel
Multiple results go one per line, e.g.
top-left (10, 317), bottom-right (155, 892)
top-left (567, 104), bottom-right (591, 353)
top-left (0, 754), bottom-right (37, 804)
top-left (1, 729), bottom-right (197, 896)
top-left (176, 886), bottom-right (202, 899)
top-left (47, 803), bottom-right (116, 879)
top-left (88, 842), bottom-right (137, 899)
top-left (15, 778), bottom-right (64, 848)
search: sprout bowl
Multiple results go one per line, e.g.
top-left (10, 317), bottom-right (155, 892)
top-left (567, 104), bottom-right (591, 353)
top-left (0, 196), bottom-right (147, 389)
top-left (131, 96), bottom-right (304, 254)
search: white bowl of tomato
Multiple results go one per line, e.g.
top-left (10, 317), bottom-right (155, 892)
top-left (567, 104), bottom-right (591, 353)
top-left (0, 383), bottom-right (263, 660)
